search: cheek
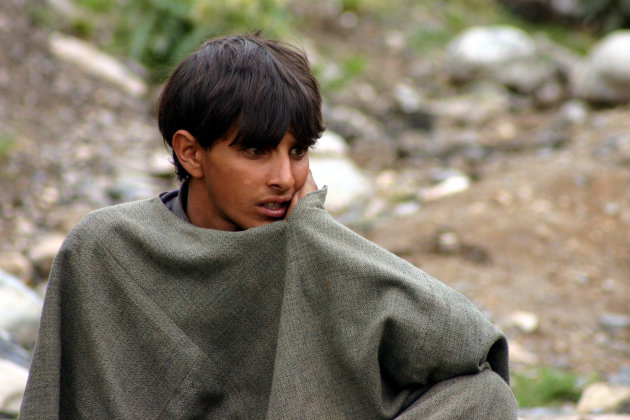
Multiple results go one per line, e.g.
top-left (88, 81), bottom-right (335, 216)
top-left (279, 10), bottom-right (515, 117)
top-left (293, 160), bottom-right (310, 188)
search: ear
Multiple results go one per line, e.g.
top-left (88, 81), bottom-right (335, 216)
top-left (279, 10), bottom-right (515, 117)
top-left (172, 130), bottom-right (204, 179)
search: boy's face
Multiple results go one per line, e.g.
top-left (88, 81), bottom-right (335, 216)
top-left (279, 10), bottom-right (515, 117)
top-left (189, 131), bottom-right (310, 231)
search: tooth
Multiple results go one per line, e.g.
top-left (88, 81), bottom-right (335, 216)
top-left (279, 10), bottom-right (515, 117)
top-left (264, 203), bottom-right (281, 209)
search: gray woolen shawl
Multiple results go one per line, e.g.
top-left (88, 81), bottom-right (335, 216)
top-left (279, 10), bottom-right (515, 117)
top-left (20, 189), bottom-right (517, 419)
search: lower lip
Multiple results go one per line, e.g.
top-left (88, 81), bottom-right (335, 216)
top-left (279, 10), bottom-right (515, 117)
top-left (257, 204), bottom-right (288, 219)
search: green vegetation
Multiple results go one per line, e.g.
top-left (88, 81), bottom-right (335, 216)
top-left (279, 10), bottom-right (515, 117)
top-left (511, 367), bottom-right (590, 407)
top-left (0, 134), bottom-right (16, 158)
top-left (406, 0), bottom-right (597, 54)
top-left (72, 0), bottom-right (294, 81)
top-left (315, 53), bottom-right (368, 92)
top-left (40, 0), bottom-right (616, 87)
top-left (579, 0), bottom-right (630, 33)
top-left (338, 0), bottom-right (388, 14)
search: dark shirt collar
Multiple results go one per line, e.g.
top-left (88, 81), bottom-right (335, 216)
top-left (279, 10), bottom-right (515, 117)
top-left (159, 180), bottom-right (190, 223)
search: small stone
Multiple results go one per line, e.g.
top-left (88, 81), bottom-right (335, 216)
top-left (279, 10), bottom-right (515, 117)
top-left (338, 11), bottom-right (358, 29)
top-left (392, 201), bottom-right (421, 218)
top-left (48, 32), bottom-right (147, 97)
top-left (508, 341), bottom-right (539, 365)
top-left (0, 252), bottom-right (33, 283)
top-left (394, 82), bottom-right (422, 113)
top-left (558, 99), bottom-right (589, 125)
top-left (604, 202), bottom-right (620, 216)
top-left (27, 233), bottom-right (66, 279)
top-left (433, 228), bottom-right (461, 254)
top-left (375, 170), bottom-right (397, 192)
top-left (418, 175), bottom-right (470, 202)
top-left (602, 278), bottom-right (617, 293)
top-left (577, 382), bottom-right (630, 414)
top-left (495, 190), bottom-right (514, 206)
top-left (509, 311), bottom-right (540, 333)
top-left (384, 30), bottom-right (406, 52)
top-left (600, 313), bottom-right (630, 330)
top-left (0, 358), bottom-right (28, 413)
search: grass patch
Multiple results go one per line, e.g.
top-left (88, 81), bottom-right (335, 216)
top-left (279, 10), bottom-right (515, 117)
top-left (511, 366), bottom-right (590, 407)
top-left (314, 53), bottom-right (368, 91)
top-left (0, 134), bottom-right (16, 158)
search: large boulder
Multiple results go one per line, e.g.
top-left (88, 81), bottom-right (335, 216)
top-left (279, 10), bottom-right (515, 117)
top-left (48, 32), bottom-right (147, 97)
top-left (0, 269), bottom-right (44, 348)
top-left (0, 358), bottom-right (28, 415)
top-left (577, 382), bottom-right (630, 414)
top-left (572, 30), bottom-right (630, 104)
top-left (445, 25), bottom-right (564, 99)
top-left (309, 131), bottom-right (372, 214)
top-left (0, 332), bottom-right (31, 414)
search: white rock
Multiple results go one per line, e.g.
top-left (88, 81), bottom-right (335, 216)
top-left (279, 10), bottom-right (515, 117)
top-left (0, 358), bottom-right (28, 413)
top-left (392, 201), bottom-right (421, 218)
top-left (394, 82), bottom-right (422, 113)
top-left (558, 100), bottom-right (589, 125)
top-left (418, 175), bottom-right (471, 202)
top-left (49, 32), bottom-right (147, 97)
top-left (312, 131), bottom-right (348, 157)
top-left (446, 25), bottom-right (537, 83)
top-left (572, 30), bottom-right (630, 104)
top-left (148, 149), bottom-right (175, 178)
top-left (508, 341), bottom-right (539, 365)
top-left (27, 233), bottom-right (66, 277)
top-left (600, 313), bottom-right (630, 330)
top-left (577, 382), bottom-right (630, 414)
top-left (509, 311), bottom-right (539, 333)
top-left (310, 156), bottom-right (371, 213)
top-left (0, 270), bottom-right (43, 348)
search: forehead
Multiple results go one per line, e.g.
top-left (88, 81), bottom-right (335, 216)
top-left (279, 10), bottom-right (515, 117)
top-left (228, 123), bottom-right (313, 150)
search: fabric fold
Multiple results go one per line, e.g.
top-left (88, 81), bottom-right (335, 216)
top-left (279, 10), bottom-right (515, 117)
top-left (21, 188), bottom-right (516, 419)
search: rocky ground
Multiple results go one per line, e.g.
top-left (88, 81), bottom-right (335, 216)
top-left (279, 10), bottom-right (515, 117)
top-left (1, 0), bottom-right (629, 416)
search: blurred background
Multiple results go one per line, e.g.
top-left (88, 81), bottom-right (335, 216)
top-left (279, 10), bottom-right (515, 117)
top-left (1, 0), bottom-right (629, 417)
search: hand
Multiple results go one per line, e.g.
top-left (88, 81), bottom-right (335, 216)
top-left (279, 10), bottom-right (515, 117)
top-left (285, 170), bottom-right (318, 219)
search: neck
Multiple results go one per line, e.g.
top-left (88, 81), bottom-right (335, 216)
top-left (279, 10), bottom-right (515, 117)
top-left (185, 178), bottom-right (238, 231)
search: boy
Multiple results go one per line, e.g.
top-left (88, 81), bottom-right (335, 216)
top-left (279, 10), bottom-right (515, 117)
top-left (20, 34), bottom-right (517, 418)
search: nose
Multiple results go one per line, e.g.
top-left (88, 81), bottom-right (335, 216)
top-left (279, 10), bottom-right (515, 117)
top-left (267, 154), bottom-right (295, 191)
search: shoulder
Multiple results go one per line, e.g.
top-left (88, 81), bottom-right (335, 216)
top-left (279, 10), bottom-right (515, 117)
top-left (65, 197), bottom-right (164, 243)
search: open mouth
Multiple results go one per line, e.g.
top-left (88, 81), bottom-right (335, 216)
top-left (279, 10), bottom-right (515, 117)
top-left (258, 200), bottom-right (290, 219)
top-left (262, 202), bottom-right (284, 210)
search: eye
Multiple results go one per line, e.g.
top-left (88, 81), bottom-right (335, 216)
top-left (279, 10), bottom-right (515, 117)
top-left (289, 147), bottom-right (307, 158)
top-left (243, 147), bottom-right (268, 157)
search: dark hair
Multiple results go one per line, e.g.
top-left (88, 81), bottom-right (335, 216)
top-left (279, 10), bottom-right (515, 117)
top-left (157, 33), bottom-right (325, 181)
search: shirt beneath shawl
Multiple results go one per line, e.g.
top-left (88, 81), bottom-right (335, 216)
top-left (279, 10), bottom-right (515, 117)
top-left (159, 180), bottom-right (190, 223)
top-left (20, 188), bottom-right (517, 419)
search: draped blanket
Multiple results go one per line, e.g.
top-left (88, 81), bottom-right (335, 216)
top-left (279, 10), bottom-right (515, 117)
top-left (20, 189), bottom-right (516, 419)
